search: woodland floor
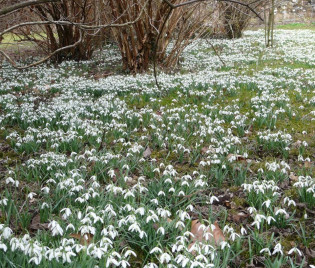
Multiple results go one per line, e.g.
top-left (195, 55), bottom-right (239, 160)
top-left (0, 27), bottom-right (314, 267)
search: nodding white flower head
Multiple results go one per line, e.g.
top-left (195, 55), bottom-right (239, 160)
top-left (2, 227), bottom-right (13, 239)
top-left (260, 248), bottom-right (271, 256)
top-left (209, 195), bottom-right (219, 204)
top-left (262, 199), bottom-right (271, 208)
top-left (272, 243), bottom-right (283, 255)
top-left (241, 227), bottom-right (247, 235)
top-left (288, 247), bottom-right (302, 256)
top-left (0, 243), bottom-right (7, 252)
top-left (150, 247), bottom-right (162, 254)
top-left (159, 253), bottom-right (171, 264)
top-left (48, 220), bottom-right (64, 236)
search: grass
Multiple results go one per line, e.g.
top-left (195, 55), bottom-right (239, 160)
top-left (276, 22), bottom-right (315, 30)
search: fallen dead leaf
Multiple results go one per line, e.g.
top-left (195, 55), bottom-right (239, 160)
top-left (190, 220), bottom-right (225, 245)
top-left (29, 214), bottom-right (49, 230)
top-left (305, 247), bottom-right (315, 258)
top-left (143, 147), bottom-right (152, 158)
top-left (304, 161), bottom-right (312, 168)
top-left (231, 212), bottom-right (248, 223)
top-left (289, 172), bottom-right (298, 182)
top-left (70, 233), bottom-right (94, 245)
top-left (188, 220), bottom-right (225, 255)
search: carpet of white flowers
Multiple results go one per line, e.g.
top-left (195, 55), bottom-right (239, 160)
top-left (0, 29), bottom-right (314, 267)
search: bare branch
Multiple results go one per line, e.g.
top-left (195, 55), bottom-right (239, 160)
top-left (0, 31), bottom-right (82, 69)
top-left (0, 0), bottom-right (60, 17)
top-left (162, 0), bottom-right (263, 21)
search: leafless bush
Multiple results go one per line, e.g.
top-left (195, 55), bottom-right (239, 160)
top-left (220, 0), bottom-right (264, 39)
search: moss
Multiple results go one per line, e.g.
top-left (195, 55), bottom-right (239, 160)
top-left (284, 188), bottom-right (299, 200)
top-left (175, 163), bottom-right (197, 175)
top-left (232, 196), bottom-right (247, 207)
top-left (280, 234), bottom-right (301, 251)
top-left (229, 186), bottom-right (240, 193)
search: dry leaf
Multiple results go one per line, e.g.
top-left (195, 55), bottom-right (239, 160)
top-left (70, 233), bottom-right (93, 245)
top-left (143, 147), bottom-right (152, 158)
top-left (190, 220), bottom-right (225, 246)
top-left (29, 214), bottom-right (49, 230)
top-left (231, 212), bottom-right (248, 223)
top-left (289, 172), bottom-right (298, 182)
top-left (304, 161), bottom-right (312, 168)
top-left (188, 220), bottom-right (225, 255)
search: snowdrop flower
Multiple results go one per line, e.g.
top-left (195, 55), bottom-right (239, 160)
top-left (29, 256), bottom-right (42, 265)
top-left (144, 263), bottom-right (158, 268)
top-left (288, 247), bottom-right (302, 256)
top-left (272, 243), bottom-right (283, 255)
top-left (0, 198), bottom-right (8, 206)
top-left (266, 216), bottom-right (276, 225)
top-left (0, 243), bottom-right (7, 252)
top-left (260, 248), bottom-right (271, 256)
top-left (241, 227), bottom-right (247, 235)
top-left (209, 195), bottom-right (219, 204)
top-left (2, 227), bottom-right (13, 239)
top-left (5, 177), bottom-right (19, 187)
top-left (150, 247), bottom-right (163, 254)
top-left (247, 207), bottom-right (256, 214)
top-left (220, 241), bottom-right (230, 250)
top-left (275, 208), bottom-right (287, 216)
top-left (49, 220), bottom-right (64, 236)
top-left (159, 253), bottom-right (171, 264)
top-left (157, 227), bottom-right (165, 235)
top-left (124, 249), bottom-right (136, 258)
top-left (61, 208), bottom-right (72, 220)
top-left (66, 224), bottom-right (75, 231)
top-left (262, 199), bottom-right (271, 208)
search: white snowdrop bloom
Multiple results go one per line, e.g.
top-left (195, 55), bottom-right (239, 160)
top-left (61, 208), bottom-right (72, 220)
top-left (2, 227), bottom-right (13, 239)
top-left (220, 241), bottom-right (230, 250)
top-left (275, 208), bottom-right (287, 216)
top-left (262, 199), bottom-right (271, 208)
top-left (49, 220), bottom-right (64, 236)
top-left (241, 227), bottom-right (247, 235)
top-left (5, 177), bottom-right (19, 187)
top-left (266, 216), bottom-right (276, 225)
top-left (272, 243), bottom-right (283, 255)
top-left (288, 247), bottom-right (302, 256)
top-left (66, 224), bottom-right (75, 231)
top-left (124, 249), bottom-right (137, 258)
top-left (41, 186), bottom-right (50, 194)
top-left (175, 221), bottom-right (185, 229)
top-left (159, 253), bottom-right (171, 264)
top-left (106, 256), bottom-right (120, 267)
top-left (260, 248), bottom-right (271, 256)
top-left (150, 247), bottom-right (163, 254)
top-left (0, 198), bottom-right (8, 206)
top-left (135, 207), bottom-right (145, 216)
top-left (209, 195), bottom-right (219, 204)
top-left (143, 263), bottom-right (158, 268)
top-left (108, 169), bottom-right (116, 178)
top-left (0, 243), bottom-right (7, 252)
top-left (29, 255), bottom-right (42, 265)
top-left (124, 190), bottom-right (135, 199)
top-left (157, 227), bottom-right (165, 235)
top-left (247, 207), bottom-right (257, 214)
top-left (230, 232), bottom-right (240, 241)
